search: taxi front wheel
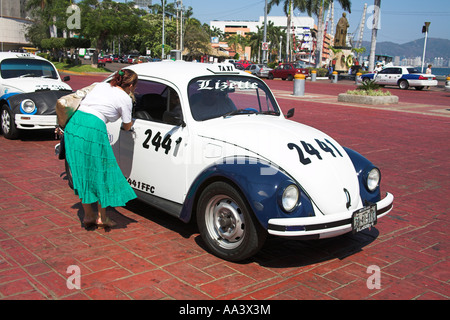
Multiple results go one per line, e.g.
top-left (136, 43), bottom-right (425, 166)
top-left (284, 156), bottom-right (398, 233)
top-left (1, 105), bottom-right (19, 140)
top-left (197, 181), bottom-right (266, 261)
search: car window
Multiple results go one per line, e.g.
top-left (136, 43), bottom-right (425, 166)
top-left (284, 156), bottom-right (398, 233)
top-left (407, 67), bottom-right (420, 74)
top-left (133, 80), bottom-right (182, 124)
top-left (378, 68), bottom-right (390, 74)
top-left (0, 58), bottom-right (58, 79)
top-left (188, 76), bottom-right (279, 121)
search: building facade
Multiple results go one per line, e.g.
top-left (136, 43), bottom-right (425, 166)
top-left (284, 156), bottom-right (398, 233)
top-left (210, 16), bottom-right (332, 64)
top-left (0, 0), bottom-right (33, 51)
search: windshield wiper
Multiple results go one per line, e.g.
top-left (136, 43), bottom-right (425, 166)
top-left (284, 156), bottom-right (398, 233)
top-left (19, 73), bottom-right (37, 78)
top-left (259, 110), bottom-right (280, 116)
top-left (223, 109), bottom-right (257, 117)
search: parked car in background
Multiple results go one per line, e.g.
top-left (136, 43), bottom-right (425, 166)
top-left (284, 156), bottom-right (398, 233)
top-left (102, 55), bottom-right (113, 63)
top-left (445, 76), bottom-right (450, 91)
top-left (0, 52), bottom-right (72, 139)
top-left (235, 60), bottom-right (253, 69)
top-left (232, 62), bottom-right (245, 70)
top-left (268, 62), bottom-right (310, 81)
top-left (358, 66), bottom-right (438, 90)
top-left (111, 54), bottom-right (120, 62)
top-left (245, 64), bottom-right (273, 78)
top-left (126, 54), bottom-right (139, 64)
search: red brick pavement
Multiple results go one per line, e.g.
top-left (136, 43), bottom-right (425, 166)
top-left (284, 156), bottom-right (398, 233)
top-left (0, 77), bottom-right (448, 302)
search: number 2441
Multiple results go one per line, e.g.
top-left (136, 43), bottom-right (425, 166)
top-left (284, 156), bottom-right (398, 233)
top-left (288, 138), bottom-right (343, 165)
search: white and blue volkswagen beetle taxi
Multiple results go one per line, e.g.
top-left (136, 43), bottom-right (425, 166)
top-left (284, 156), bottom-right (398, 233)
top-left (104, 61), bottom-right (393, 261)
top-left (0, 52), bottom-right (72, 139)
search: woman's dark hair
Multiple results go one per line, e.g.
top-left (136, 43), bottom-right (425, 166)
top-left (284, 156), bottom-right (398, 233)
top-left (110, 69), bottom-right (138, 89)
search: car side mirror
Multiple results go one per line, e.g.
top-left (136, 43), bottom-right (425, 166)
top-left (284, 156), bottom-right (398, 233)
top-left (63, 76), bottom-right (70, 82)
top-left (163, 110), bottom-right (185, 127)
top-left (286, 108), bottom-right (295, 118)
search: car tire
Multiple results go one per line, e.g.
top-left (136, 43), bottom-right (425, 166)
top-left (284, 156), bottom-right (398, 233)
top-left (1, 105), bottom-right (19, 140)
top-left (267, 73), bottom-right (274, 80)
top-left (399, 80), bottom-right (409, 90)
top-left (196, 181), bottom-right (266, 261)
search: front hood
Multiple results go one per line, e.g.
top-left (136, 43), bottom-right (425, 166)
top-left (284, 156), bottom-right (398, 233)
top-left (197, 116), bottom-right (361, 215)
top-left (1, 77), bottom-right (71, 95)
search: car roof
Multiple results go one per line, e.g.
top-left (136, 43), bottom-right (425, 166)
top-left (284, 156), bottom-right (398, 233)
top-left (0, 52), bottom-right (49, 62)
top-left (124, 60), bottom-right (251, 88)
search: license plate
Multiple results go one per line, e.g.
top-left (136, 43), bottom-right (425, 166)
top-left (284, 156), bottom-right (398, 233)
top-left (352, 205), bottom-right (377, 233)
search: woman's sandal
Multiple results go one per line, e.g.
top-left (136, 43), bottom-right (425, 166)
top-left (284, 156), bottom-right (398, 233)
top-left (83, 218), bottom-right (97, 229)
top-left (96, 218), bottom-right (117, 229)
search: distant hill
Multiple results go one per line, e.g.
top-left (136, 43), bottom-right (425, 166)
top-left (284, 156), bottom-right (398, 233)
top-left (361, 38), bottom-right (450, 60)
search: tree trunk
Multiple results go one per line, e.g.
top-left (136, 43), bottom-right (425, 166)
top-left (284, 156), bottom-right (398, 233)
top-left (315, 4), bottom-right (324, 68)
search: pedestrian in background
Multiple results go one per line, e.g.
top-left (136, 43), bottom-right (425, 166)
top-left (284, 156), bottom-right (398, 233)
top-left (64, 69), bottom-right (138, 229)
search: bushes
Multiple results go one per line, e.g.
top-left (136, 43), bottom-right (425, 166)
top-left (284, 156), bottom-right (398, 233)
top-left (307, 67), bottom-right (328, 77)
top-left (346, 80), bottom-right (392, 96)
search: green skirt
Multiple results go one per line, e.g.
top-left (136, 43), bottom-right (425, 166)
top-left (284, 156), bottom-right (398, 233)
top-left (64, 111), bottom-right (136, 207)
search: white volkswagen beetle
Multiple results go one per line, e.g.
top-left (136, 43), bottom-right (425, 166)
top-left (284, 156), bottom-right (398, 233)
top-left (78, 61), bottom-right (393, 261)
top-left (0, 52), bottom-right (72, 139)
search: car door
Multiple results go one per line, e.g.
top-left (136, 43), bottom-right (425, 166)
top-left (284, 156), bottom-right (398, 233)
top-left (388, 68), bottom-right (403, 86)
top-left (117, 79), bottom-right (189, 205)
top-left (375, 68), bottom-right (389, 85)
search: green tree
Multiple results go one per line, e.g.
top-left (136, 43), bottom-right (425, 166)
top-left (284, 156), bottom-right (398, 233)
top-left (25, 0), bottom-right (72, 45)
top-left (182, 18), bottom-right (210, 61)
top-left (77, 0), bottom-right (145, 65)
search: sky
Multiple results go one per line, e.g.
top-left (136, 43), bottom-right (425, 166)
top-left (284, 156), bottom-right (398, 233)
top-left (180, 0), bottom-right (450, 44)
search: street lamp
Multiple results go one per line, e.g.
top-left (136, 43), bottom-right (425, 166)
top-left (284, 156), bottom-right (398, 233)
top-left (162, 0), bottom-right (165, 59)
top-left (421, 22), bottom-right (430, 73)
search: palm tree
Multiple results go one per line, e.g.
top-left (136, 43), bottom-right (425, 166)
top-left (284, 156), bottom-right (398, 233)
top-left (226, 34), bottom-right (248, 59)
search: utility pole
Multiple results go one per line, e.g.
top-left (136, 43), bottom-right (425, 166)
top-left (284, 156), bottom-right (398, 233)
top-left (262, 0), bottom-right (268, 64)
top-left (421, 22), bottom-right (430, 72)
top-left (286, 0), bottom-right (292, 62)
top-left (162, 0), bottom-right (165, 59)
top-left (368, 0), bottom-right (380, 72)
top-left (180, 0), bottom-right (183, 58)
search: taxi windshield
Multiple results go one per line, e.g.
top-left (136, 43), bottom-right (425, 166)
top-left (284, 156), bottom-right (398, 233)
top-left (0, 58), bottom-right (58, 79)
top-left (188, 76), bottom-right (279, 121)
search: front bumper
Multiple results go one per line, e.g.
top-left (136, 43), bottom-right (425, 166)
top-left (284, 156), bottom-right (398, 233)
top-left (15, 114), bottom-right (57, 130)
top-left (268, 192), bottom-right (394, 239)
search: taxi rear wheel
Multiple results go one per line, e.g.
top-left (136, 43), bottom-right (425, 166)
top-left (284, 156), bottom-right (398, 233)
top-left (1, 105), bottom-right (19, 140)
top-left (197, 181), bottom-right (266, 261)
top-left (398, 80), bottom-right (409, 90)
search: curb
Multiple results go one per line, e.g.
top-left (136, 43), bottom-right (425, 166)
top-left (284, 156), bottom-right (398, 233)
top-left (337, 93), bottom-right (399, 105)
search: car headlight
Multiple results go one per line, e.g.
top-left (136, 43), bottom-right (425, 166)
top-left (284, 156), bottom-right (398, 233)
top-left (20, 99), bottom-right (36, 114)
top-left (366, 168), bottom-right (380, 192)
top-left (281, 184), bottom-right (299, 212)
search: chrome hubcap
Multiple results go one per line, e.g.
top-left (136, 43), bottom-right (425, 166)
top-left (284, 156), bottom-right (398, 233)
top-left (205, 195), bottom-right (245, 249)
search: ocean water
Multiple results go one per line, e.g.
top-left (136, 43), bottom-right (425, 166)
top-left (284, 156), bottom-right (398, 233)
top-left (431, 67), bottom-right (450, 77)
